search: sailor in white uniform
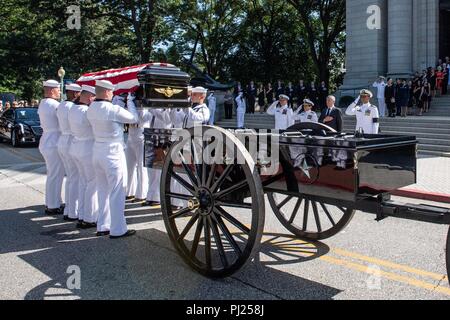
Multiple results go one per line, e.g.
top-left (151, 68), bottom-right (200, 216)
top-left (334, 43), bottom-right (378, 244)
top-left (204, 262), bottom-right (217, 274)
top-left (235, 91), bottom-right (246, 128)
top-left (183, 86), bottom-right (210, 129)
top-left (144, 108), bottom-right (172, 207)
top-left (206, 92), bottom-right (216, 125)
top-left (38, 80), bottom-right (65, 215)
top-left (125, 94), bottom-right (149, 203)
top-left (345, 89), bottom-right (380, 135)
top-left (87, 80), bottom-right (138, 238)
top-left (295, 99), bottom-right (319, 123)
top-left (68, 85), bottom-right (98, 228)
top-left (56, 83), bottom-right (82, 220)
top-left (267, 94), bottom-right (295, 130)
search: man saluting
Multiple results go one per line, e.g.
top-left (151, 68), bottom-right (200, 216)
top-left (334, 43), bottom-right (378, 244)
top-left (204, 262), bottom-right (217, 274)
top-left (345, 89), bottom-right (380, 135)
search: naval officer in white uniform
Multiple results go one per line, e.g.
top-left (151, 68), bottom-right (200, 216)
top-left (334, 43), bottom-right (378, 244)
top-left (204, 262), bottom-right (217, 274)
top-left (267, 94), bottom-right (295, 130)
top-left (87, 80), bottom-right (138, 238)
top-left (56, 83), bottom-right (82, 220)
top-left (345, 89), bottom-right (380, 135)
top-left (295, 99), bottom-right (319, 123)
top-left (38, 80), bottom-right (65, 215)
top-left (235, 91), bottom-right (246, 129)
top-left (69, 85), bottom-right (98, 228)
top-left (206, 92), bottom-right (216, 125)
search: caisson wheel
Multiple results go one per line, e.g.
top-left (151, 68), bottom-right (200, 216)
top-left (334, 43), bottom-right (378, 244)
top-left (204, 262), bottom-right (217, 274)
top-left (268, 192), bottom-right (355, 241)
top-left (446, 227), bottom-right (450, 286)
top-left (160, 126), bottom-right (265, 278)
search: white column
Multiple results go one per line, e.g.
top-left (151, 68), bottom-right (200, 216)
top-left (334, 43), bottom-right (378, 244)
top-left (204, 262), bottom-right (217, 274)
top-left (388, 0), bottom-right (413, 77)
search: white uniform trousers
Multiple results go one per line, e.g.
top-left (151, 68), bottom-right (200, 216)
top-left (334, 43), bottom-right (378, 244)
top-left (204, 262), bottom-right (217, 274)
top-left (70, 139), bottom-right (98, 223)
top-left (125, 138), bottom-right (148, 200)
top-left (57, 135), bottom-right (79, 218)
top-left (93, 142), bottom-right (128, 236)
top-left (378, 98), bottom-right (386, 117)
top-left (146, 168), bottom-right (161, 203)
top-left (237, 110), bottom-right (245, 128)
top-left (208, 107), bottom-right (216, 125)
top-left (39, 132), bottom-right (65, 209)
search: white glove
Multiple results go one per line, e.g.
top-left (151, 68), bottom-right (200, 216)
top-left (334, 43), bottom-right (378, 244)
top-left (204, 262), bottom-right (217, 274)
top-left (354, 96), bottom-right (361, 105)
top-left (127, 92), bottom-right (135, 102)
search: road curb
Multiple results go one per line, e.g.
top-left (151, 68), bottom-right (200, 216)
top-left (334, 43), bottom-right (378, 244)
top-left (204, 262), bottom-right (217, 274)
top-left (393, 188), bottom-right (450, 204)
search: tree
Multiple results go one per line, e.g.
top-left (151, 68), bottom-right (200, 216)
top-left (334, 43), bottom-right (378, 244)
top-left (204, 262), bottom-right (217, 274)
top-left (287, 0), bottom-right (346, 86)
top-left (166, 0), bottom-right (245, 79)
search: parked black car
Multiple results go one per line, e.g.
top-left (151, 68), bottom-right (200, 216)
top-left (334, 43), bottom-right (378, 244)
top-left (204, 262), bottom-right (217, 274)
top-left (0, 108), bottom-right (42, 147)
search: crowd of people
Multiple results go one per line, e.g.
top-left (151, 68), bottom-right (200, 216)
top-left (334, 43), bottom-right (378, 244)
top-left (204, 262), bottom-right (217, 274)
top-left (221, 79), bottom-right (330, 119)
top-left (373, 57), bottom-right (450, 117)
top-left (0, 99), bottom-right (39, 112)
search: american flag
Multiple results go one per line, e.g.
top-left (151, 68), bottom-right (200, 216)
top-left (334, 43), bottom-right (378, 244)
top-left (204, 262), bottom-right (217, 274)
top-left (76, 62), bottom-right (175, 95)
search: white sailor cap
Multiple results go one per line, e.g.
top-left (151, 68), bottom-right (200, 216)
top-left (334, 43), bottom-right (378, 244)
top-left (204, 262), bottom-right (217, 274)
top-left (95, 80), bottom-right (116, 91)
top-left (360, 89), bottom-right (373, 98)
top-left (81, 85), bottom-right (96, 95)
top-left (65, 83), bottom-right (82, 92)
top-left (303, 99), bottom-right (315, 106)
top-left (279, 94), bottom-right (290, 101)
top-left (191, 86), bottom-right (208, 94)
top-left (43, 79), bottom-right (60, 88)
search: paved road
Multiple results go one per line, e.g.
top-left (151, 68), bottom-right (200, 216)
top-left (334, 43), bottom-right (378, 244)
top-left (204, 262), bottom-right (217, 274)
top-left (0, 141), bottom-right (449, 300)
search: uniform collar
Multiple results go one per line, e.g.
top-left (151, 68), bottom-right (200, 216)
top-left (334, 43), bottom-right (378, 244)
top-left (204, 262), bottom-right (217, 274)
top-left (95, 99), bottom-right (111, 102)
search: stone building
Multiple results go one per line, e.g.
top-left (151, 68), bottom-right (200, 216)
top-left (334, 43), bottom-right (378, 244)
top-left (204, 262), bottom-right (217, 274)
top-left (341, 0), bottom-right (450, 91)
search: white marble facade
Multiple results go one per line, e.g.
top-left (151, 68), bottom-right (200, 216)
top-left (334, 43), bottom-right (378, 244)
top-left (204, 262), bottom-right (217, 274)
top-left (341, 0), bottom-right (441, 90)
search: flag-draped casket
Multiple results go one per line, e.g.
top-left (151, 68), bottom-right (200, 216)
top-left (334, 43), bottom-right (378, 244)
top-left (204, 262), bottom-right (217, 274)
top-left (76, 62), bottom-right (191, 108)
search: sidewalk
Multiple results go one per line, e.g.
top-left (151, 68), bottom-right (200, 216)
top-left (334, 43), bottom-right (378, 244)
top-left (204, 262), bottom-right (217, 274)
top-left (395, 156), bottom-right (450, 203)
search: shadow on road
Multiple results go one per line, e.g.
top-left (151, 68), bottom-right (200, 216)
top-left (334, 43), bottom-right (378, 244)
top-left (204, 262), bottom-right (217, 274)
top-left (0, 204), bottom-right (341, 300)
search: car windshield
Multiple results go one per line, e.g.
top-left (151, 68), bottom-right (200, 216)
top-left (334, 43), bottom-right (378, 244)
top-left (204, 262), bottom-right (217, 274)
top-left (15, 109), bottom-right (39, 121)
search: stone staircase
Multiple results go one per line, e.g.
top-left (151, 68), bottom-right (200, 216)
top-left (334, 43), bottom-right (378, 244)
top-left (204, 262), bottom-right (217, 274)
top-left (216, 95), bottom-right (450, 157)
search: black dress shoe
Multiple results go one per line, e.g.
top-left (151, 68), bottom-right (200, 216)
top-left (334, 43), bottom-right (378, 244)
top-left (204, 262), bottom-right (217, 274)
top-left (96, 231), bottom-right (110, 237)
top-left (126, 196), bottom-right (135, 201)
top-left (76, 220), bottom-right (84, 228)
top-left (142, 201), bottom-right (160, 207)
top-left (110, 230), bottom-right (136, 239)
top-left (80, 222), bottom-right (97, 229)
top-left (132, 198), bottom-right (146, 204)
top-left (45, 208), bottom-right (63, 215)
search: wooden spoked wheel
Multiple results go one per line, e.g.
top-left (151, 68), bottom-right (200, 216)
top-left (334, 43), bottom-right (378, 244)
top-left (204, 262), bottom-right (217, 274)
top-left (160, 126), bottom-right (265, 278)
top-left (268, 192), bottom-right (355, 241)
top-left (446, 227), bottom-right (450, 285)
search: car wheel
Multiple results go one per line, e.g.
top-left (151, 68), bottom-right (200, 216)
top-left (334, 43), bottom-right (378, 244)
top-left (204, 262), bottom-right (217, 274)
top-left (11, 130), bottom-right (20, 148)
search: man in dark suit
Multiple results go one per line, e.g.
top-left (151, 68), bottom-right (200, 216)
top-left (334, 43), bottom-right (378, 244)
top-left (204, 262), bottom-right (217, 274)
top-left (246, 81), bottom-right (257, 114)
top-left (319, 95), bottom-right (343, 132)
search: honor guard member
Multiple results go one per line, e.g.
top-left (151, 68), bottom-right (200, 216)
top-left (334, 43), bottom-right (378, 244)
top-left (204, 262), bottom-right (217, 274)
top-left (68, 85), bottom-right (98, 228)
top-left (235, 90), bottom-right (246, 129)
top-left (87, 80), bottom-right (138, 238)
top-left (125, 93), bottom-right (149, 204)
top-left (372, 76), bottom-right (387, 117)
top-left (206, 92), bottom-right (216, 125)
top-left (183, 86), bottom-right (210, 128)
top-left (295, 99), bottom-right (318, 123)
top-left (144, 107), bottom-right (172, 207)
top-left (56, 83), bottom-right (82, 220)
top-left (346, 89), bottom-right (380, 134)
top-left (38, 80), bottom-right (65, 215)
top-left (267, 94), bottom-right (295, 130)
